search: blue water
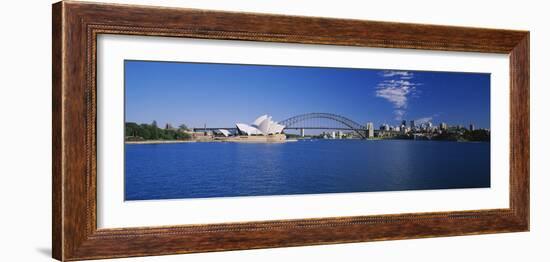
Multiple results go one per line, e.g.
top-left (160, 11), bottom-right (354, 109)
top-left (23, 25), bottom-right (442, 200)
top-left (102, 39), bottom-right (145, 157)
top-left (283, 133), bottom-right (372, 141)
top-left (124, 140), bottom-right (490, 201)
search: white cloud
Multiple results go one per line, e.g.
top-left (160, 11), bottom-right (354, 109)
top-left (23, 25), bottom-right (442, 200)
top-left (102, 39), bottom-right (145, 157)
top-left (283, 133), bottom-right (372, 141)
top-left (394, 110), bottom-right (406, 120)
top-left (415, 116), bottom-right (433, 124)
top-left (376, 84), bottom-right (412, 108)
top-left (382, 71), bottom-right (412, 77)
top-left (375, 70), bottom-right (420, 120)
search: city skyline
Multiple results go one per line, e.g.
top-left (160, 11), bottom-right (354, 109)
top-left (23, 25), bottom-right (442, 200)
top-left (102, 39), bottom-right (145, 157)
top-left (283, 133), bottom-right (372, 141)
top-left (125, 60), bottom-right (490, 129)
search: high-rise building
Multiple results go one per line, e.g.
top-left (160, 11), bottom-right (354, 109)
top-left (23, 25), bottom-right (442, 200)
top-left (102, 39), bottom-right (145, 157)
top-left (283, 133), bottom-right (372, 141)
top-left (469, 124), bottom-right (475, 131)
top-left (380, 124), bottom-right (389, 131)
top-left (440, 122), bottom-right (448, 131)
top-left (366, 122), bottom-right (374, 138)
top-left (410, 120), bottom-right (415, 130)
top-left (401, 120), bottom-right (407, 127)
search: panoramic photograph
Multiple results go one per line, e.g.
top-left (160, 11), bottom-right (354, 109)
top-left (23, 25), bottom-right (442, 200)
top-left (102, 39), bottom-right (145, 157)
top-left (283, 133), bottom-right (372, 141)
top-left (124, 60), bottom-right (491, 201)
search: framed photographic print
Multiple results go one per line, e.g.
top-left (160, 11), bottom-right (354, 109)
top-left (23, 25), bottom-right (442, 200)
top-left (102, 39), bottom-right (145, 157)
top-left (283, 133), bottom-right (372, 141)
top-left (52, 1), bottom-right (529, 261)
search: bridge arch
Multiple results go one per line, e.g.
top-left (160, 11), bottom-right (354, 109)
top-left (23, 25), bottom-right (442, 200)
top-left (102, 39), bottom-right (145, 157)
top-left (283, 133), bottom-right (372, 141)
top-left (279, 113), bottom-right (367, 139)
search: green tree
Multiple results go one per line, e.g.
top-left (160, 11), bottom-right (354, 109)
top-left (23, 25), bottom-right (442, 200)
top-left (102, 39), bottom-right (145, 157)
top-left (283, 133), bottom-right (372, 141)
top-left (125, 122), bottom-right (140, 137)
top-left (151, 120), bottom-right (159, 140)
top-left (139, 124), bottom-right (152, 139)
top-left (124, 122), bottom-right (193, 141)
top-left (463, 130), bottom-right (490, 142)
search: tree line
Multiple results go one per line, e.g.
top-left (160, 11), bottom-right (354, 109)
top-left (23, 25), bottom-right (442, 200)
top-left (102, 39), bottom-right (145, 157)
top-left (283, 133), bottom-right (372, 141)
top-left (125, 121), bottom-right (192, 141)
top-left (432, 129), bottom-right (490, 142)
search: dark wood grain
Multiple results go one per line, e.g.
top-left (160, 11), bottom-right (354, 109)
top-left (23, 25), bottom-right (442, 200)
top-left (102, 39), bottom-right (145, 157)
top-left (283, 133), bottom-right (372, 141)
top-left (52, 1), bottom-right (530, 261)
top-left (52, 2), bottom-right (63, 259)
top-left (509, 34), bottom-right (530, 226)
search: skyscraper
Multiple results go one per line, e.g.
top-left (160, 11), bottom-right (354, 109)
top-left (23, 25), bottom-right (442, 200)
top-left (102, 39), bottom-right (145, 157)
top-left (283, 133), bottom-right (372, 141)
top-left (410, 120), bottom-right (415, 130)
top-left (469, 124), bottom-right (475, 131)
top-left (366, 122), bottom-right (374, 138)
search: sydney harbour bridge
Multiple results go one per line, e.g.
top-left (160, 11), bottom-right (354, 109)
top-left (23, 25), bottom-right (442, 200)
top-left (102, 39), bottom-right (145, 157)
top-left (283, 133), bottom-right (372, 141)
top-left (194, 112), bottom-right (371, 139)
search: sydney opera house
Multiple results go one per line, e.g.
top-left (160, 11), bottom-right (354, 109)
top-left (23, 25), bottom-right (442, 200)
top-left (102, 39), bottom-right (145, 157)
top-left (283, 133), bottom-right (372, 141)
top-left (218, 115), bottom-right (287, 142)
top-left (236, 115), bottom-right (285, 136)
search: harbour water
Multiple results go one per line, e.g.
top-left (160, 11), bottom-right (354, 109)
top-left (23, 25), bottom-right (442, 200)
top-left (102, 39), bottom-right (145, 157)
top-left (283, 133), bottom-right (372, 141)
top-left (124, 140), bottom-right (490, 201)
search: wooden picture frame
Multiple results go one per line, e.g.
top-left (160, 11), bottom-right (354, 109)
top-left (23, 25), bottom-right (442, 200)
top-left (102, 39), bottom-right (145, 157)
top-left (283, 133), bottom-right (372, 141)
top-left (52, 1), bottom-right (529, 261)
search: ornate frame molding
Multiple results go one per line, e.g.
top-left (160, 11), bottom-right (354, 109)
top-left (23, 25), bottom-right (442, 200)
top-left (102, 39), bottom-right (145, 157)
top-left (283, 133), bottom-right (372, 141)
top-left (53, 1), bottom-right (529, 261)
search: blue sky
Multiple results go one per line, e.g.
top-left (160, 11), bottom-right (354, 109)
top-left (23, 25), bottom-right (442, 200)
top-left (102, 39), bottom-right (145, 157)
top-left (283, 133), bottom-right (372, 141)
top-left (125, 60), bottom-right (490, 129)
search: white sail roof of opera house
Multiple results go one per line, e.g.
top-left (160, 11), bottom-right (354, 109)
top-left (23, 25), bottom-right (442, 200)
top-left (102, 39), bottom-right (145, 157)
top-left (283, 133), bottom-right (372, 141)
top-left (236, 115), bottom-right (285, 135)
top-left (217, 129), bottom-right (231, 137)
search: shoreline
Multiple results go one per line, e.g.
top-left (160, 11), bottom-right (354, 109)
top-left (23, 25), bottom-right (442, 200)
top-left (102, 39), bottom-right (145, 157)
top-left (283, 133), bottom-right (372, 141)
top-left (125, 140), bottom-right (196, 144)
top-left (125, 138), bottom-right (300, 144)
top-left (125, 138), bottom-right (488, 144)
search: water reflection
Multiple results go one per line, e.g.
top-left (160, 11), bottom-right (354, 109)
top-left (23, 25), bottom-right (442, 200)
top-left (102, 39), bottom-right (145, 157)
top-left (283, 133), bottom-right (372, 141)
top-left (125, 140), bottom-right (490, 200)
